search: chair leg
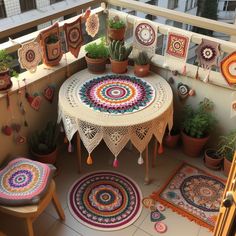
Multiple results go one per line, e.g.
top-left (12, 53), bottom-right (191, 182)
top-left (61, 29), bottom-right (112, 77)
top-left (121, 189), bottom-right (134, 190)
top-left (52, 191), bottom-right (65, 221)
top-left (25, 218), bottom-right (34, 236)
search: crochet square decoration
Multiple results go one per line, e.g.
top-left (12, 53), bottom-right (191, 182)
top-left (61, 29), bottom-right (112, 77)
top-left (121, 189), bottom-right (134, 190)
top-left (0, 158), bottom-right (55, 206)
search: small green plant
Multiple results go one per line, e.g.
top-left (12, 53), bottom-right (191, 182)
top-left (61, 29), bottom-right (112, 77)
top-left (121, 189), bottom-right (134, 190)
top-left (0, 50), bottom-right (13, 72)
top-left (46, 34), bottom-right (58, 44)
top-left (182, 98), bottom-right (216, 138)
top-left (29, 121), bottom-right (59, 155)
top-left (217, 130), bottom-right (236, 162)
top-left (109, 40), bottom-right (132, 61)
top-left (85, 38), bottom-right (109, 59)
top-left (109, 16), bottom-right (125, 29)
top-left (134, 51), bottom-right (151, 65)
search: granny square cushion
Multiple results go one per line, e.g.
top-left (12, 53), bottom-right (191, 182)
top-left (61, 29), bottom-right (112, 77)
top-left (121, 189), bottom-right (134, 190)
top-left (0, 157), bottom-right (55, 206)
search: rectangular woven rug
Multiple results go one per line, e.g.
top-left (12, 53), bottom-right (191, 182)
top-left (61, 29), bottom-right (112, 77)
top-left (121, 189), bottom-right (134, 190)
top-left (150, 162), bottom-right (225, 231)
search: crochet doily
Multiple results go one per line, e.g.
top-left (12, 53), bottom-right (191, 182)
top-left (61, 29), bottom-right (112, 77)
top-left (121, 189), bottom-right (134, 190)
top-left (85, 14), bottom-right (99, 38)
top-left (221, 51), bottom-right (236, 85)
top-left (18, 41), bottom-right (42, 73)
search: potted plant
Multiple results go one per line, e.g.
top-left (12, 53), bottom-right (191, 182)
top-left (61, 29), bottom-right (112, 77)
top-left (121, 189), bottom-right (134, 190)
top-left (134, 51), bottom-right (151, 77)
top-left (216, 130), bottom-right (236, 176)
top-left (29, 121), bottom-right (59, 164)
top-left (109, 40), bottom-right (133, 74)
top-left (108, 15), bottom-right (126, 41)
top-left (0, 50), bottom-right (17, 93)
top-left (181, 98), bottom-right (216, 157)
top-left (163, 126), bottom-right (181, 149)
top-left (204, 148), bottom-right (223, 170)
top-left (85, 38), bottom-right (109, 74)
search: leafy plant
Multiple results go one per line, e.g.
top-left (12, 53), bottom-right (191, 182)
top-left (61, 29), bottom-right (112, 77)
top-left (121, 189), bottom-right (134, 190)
top-left (217, 130), bottom-right (236, 162)
top-left (85, 38), bottom-right (109, 59)
top-left (29, 121), bottom-right (59, 155)
top-left (109, 40), bottom-right (132, 61)
top-left (182, 98), bottom-right (216, 138)
top-left (46, 34), bottom-right (58, 44)
top-left (109, 16), bottom-right (125, 29)
top-left (134, 51), bottom-right (151, 65)
top-left (0, 50), bottom-right (13, 72)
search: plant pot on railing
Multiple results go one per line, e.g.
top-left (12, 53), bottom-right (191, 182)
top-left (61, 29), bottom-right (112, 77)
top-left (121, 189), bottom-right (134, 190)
top-left (0, 70), bottom-right (12, 93)
top-left (108, 15), bottom-right (126, 41)
top-left (109, 40), bottom-right (132, 74)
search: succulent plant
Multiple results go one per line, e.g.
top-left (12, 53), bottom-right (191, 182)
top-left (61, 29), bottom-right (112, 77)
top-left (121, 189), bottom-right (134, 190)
top-left (109, 40), bottom-right (132, 61)
top-left (29, 121), bottom-right (59, 155)
top-left (134, 51), bottom-right (151, 65)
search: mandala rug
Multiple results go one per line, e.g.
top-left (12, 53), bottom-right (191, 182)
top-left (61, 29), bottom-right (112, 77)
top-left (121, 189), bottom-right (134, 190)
top-left (68, 171), bottom-right (142, 231)
top-left (150, 163), bottom-right (225, 231)
top-left (78, 74), bottom-right (155, 114)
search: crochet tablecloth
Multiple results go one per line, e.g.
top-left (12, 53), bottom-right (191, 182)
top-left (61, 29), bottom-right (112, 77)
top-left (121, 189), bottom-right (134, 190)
top-left (58, 68), bottom-right (173, 158)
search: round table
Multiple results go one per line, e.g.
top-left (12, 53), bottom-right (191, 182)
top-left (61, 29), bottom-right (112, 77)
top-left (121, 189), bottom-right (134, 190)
top-left (58, 68), bottom-right (173, 183)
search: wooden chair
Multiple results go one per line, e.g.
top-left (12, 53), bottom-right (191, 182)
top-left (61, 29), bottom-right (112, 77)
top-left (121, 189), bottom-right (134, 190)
top-left (0, 180), bottom-right (65, 236)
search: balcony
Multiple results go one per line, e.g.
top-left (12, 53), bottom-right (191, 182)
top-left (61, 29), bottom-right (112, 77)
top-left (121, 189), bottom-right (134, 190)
top-left (0, 0), bottom-right (236, 235)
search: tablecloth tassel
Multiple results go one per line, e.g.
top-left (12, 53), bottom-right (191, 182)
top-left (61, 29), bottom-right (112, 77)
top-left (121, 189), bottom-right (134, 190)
top-left (195, 66), bottom-right (199, 80)
top-left (203, 70), bottom-right (210, 83)
top-left (182, 64), bottom-right (187, 76)
top-left (64, 136), bottom-right (68, 144)
top-left (138, 153), bottom-right (144, 165)
top-left (87, 154), bottom-right (93, 165)
top-left (68, 142), bottom-right (73, 153)
top-left (113, 157), bottom-right (119, 168)
top-left (158, 143), bottom-right (164, 154)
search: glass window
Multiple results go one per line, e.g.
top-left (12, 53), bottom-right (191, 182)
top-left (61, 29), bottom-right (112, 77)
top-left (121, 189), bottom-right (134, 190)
top-left (20, 0), bottom-right (36, 12)
top-left (224, 1), bottom-right (236, 11)
top-left (146, 0), bottom-right (158, 5)
top-left (0, 0), bottom-right (6, 18)
top-left (168, 0), bottom-right (179, 9)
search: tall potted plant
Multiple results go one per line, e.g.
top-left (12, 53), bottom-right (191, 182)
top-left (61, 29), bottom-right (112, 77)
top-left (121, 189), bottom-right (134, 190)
top-left (85, 38), bottom-right (109, 74)
top-left (134, 51), bottom-right (151, 77)
top-left (217, 130), bottom-right (236, 176)
top-left (109, 40), bottom-right (132, 74)
top-left (29, 121), bottom-right (59, 164)
top-left (181, 98), bottom-right (216, 157)
top-left (108, 16), bottom-right (126, 41)
top-left (0, 50), bottom-right (17, 93)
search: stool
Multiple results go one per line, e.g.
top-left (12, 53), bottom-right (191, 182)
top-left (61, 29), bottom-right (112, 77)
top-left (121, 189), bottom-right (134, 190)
top-left (0, 180), bottom-right (65, 236)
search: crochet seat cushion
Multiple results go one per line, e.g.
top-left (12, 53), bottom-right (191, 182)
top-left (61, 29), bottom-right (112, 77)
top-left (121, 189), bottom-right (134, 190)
top-left (0, 157), bottom-right (55, 206)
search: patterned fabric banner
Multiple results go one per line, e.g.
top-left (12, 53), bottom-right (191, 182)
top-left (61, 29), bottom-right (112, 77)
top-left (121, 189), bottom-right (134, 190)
top-left (164, 30), bottom-right (191, 74)
top-left (64, 16), bottom-right (83, 58)
top-left (133, 19), bottom-right (158, 55)
top-left (85, 14), bottom-right (99, 38)
top-left (18, 41), bottom-right (42, 73)
top-left (195, 39), bottom-right (220, 83)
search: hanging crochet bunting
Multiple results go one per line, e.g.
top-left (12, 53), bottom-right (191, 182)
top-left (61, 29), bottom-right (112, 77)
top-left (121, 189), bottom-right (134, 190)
top-left (133, 19), bottom-right (158, 55)
top-left (85, 13), bottom-right (99, 38)
top-left (230, 92), bottom-right (236, 118)
top-left (195, 39), bottom-right (220, 83)
top-left (164, 31), bottom-right (191, 75)
top-left (220, 51), bottom-right (236, 85)
top-left (40, 22), bottom-right (63, 67)
top-left (64, 16), bottom-right (83, 58)
top-left (18, 41), bottom-right (42, 73)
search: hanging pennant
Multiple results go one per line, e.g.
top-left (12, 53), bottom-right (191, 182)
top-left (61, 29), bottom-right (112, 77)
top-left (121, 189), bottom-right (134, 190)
top-left (40, 22), bottom-right (63, 67)
top-left (85, 14), bottom-right (99, 38)
top-left (195, 39), bottom-right (220, 83)
top-left (18, 41), bottom-right (42, 73)
top-left (64, 16), bottom-right (83, 58)
top-left (43, 84), bottom-right (55, 103)
top-left (230, 92), bottom-right (236, 118)
top-left (220, 51), bottom-right (236, 85)
top-left (133, 19), bottom-right (158, 55)
top-left (25, 93), bottom-right (42, 111)
top-left (164, 31), bottom-right (191, 74)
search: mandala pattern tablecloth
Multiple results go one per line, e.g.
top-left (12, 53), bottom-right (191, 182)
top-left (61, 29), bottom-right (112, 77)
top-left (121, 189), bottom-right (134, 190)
top-left (58, 69), bottom-right (173, 158)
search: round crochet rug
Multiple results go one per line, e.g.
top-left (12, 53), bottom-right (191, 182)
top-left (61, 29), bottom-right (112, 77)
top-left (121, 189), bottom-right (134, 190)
top-left (68, 171), bottom-right (142, 231)
top-left (78, 74), bottom-right (155, 114)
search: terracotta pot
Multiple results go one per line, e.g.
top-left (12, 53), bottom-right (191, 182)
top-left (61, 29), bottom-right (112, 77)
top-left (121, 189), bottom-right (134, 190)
top-left (181, 131), bottom-right (209, 157)
top-left (44, 40), bottom-right (63, 66)
top-left (31, 147), bottom-right (58, 165)
top-left (110, 59), bottom-right (128, 74)
top-left (204, 149), bottom-right (223, 170)
top-left (163, 133), bottom-right (180, 149)
top-left (224, 157), bottom-right (232, 176)
top-left (0, 69), bottom-right (12, 92)
top-left (108, 27), bottom-right (126, 41)
top-left (134, 64), bottom-right (150, 77)
top-left (85, 54), bottom-right (107, 74)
